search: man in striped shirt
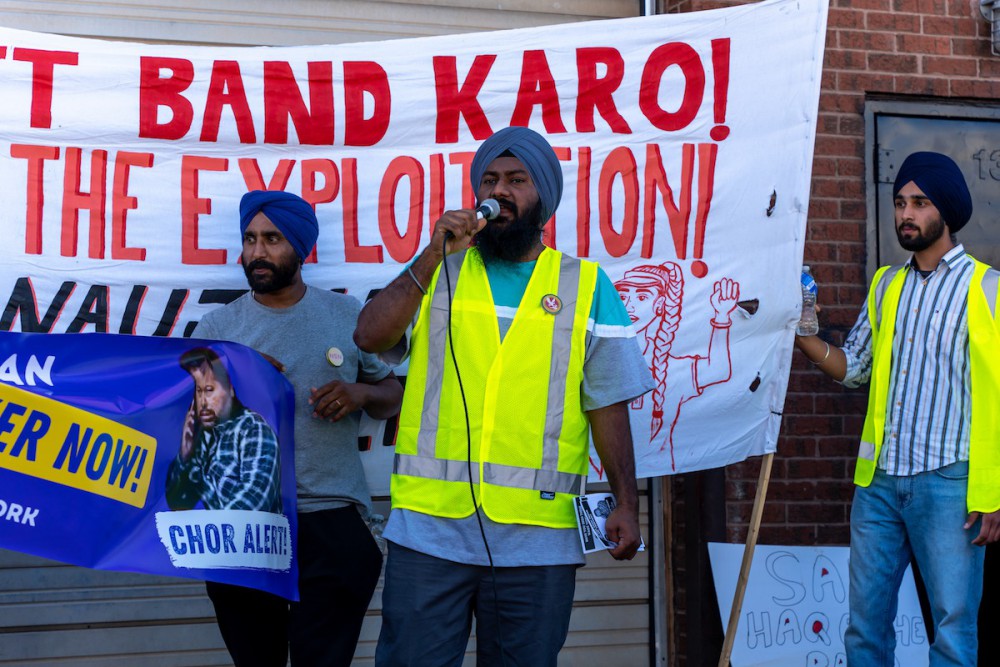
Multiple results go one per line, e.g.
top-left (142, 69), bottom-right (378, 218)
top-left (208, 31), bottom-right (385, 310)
top-left (795, 151), bottom-right (999, 666)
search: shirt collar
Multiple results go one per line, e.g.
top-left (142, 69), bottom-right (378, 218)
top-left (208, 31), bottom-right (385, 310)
top-left (906, 244), bottom-right (966, 273)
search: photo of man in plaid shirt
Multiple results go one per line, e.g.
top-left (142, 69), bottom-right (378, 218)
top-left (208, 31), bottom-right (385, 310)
top-left (166, 347), bottom-right (282, 513)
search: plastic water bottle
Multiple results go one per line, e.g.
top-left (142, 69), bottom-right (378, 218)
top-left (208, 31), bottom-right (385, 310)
top-left (797, 266), bottom-right (819, 336)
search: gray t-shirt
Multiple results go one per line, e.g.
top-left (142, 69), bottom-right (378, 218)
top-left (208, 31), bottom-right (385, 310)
top-left (383, 258), bottom-right (654, 566)
top-left (193, 286), bottom-right (393, 514)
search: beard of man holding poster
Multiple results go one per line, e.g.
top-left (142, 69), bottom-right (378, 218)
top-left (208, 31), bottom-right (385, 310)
top-left (189, 190), bottom-right (403, 667)
top-left (794, 151), bottom-right (1000, 666)
top-left (354, 126), bottom-right (655, 667)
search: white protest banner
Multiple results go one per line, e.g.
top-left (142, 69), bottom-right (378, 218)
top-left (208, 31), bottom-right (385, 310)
top-left (0, 0), bottom-right (829, 484)
top-left (709, 543), bottom-right (930, 667)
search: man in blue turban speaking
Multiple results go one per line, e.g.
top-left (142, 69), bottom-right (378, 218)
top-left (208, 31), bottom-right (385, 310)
top-left (355, 127), bottom-right (655, 666)
top-left (192, 189), bottom-right (403, 666)
top-left (794, 151), bottom-right (1000, 665)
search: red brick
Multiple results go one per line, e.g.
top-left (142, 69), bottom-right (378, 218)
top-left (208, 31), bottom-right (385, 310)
top-left (838, 117), bottom-right (865, 138)
top-left (811, 179), bottom-right (842, 199)
top-left (817, 114), bottom-right (840, 134)
top-left (867, 53), bottom-right (919, 73)
top-left (945, 0), bottom-right (972, 16)
top-left (838, 200), bottom-right (868, 221)
top-left (788, 503), bottom-right (846, 523)
top-left (778, 438), bottom-right (819, 458)
top-left (923, 56), bottom-right (978, 76)
top-left (949, 78), bottom-right (1000, 97)
top-left (783, 416), bottom-right (844, 437)
top-left (815, 524), bottom-right (852, 545)
top-left (894, 76), bottom-right (951, 96)
top-left (836, 285), bottom-right (868, 305)
top-left (892, 0), bottom-right (947, 13)
top-left (839, 0), bottom-right (892, 10)
top-left (811, 157), bottom-right (838, 177)
top-left (807, 198), bottom-right (839, 220)
top-left (825, 48), bottom-right (870, 70)
top-left (836, 71), bottom-right (896, 93)
top-left (727, 500), bottom-right (785, 524)
top-left (786, 458), bottom-right (848, 480)
top-left (897, 33), bottom-right (952, 55)
top-left (803, 244), bottom-right (838, 263)
top-left (867, 11), bottom-right (921, 33)
top-left (818, 92), bottom-right (864, 114)
top-left (815, 135), bottom-right (864, 159)
top-left (835, 242), bottom-right (866, 262)
top-left (950, 37), bottom-right (987, 57)
top-left (758, 526), bottom-right (819, 544)
top-left (838, 29), bottom-right (896, 52)
top-left (817, 446), bottom-right (859, 464)
top-left (828, 7), bottom-right (866, 29)
top-left (807, 222), bottom-right (865, 243)
top-left (923, 15), bottom-right (976, 37)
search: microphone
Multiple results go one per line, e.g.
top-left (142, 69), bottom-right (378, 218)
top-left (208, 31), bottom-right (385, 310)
top-left (476, 199), bottom-right (500, 221)
top-left (444, 199), bottom-right (500, 242)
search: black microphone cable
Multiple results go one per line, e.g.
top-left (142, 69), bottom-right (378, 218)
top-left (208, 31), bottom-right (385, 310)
top-left (441, 233), bottom-right (510, 667)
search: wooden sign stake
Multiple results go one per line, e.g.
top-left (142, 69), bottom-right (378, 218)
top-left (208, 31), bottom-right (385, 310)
top-left (717, 452), bottom-right (775, 667)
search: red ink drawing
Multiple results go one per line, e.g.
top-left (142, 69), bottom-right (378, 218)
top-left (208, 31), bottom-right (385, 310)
top-left (614, 262), bottom-right (740, 471)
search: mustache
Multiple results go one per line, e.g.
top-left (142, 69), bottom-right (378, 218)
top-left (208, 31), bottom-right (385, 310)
top-left (492, 197), bottom-right (518, 216)
top-left (245, 259), bottom-right (278, 273)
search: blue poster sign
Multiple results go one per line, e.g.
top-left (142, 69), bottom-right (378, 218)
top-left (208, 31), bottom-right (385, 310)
top-left (0, 331), bottom-right (298, 599)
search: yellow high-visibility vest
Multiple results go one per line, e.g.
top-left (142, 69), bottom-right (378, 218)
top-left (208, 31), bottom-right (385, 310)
top-left (856, 258), bottom-right (1000, 513)
top-left (392, 247), bottom-right (597, 528)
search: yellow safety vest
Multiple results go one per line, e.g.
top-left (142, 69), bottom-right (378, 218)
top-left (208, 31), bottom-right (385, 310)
top-left (856, 258), bottom-right (1000, 513)
top-left (392, 247), bottom-right (598, 528)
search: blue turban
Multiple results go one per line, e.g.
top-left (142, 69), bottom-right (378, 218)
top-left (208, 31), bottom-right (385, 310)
top-left (470, 126), bottom-right (563, 222)
top-left (239, 190), bottom-right (319, 260)
top-left (892, 152), bottom-right (973, 233)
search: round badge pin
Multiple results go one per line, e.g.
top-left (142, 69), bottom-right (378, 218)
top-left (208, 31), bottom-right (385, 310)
top-left (325, 347), bottom-right (344, 367)
top-left (541, 294), bottom-right (562, 315)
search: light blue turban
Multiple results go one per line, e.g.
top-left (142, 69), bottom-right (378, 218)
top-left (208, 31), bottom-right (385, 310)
top-left (470, 126), bottom-right (563, 222)
top-left (239, 190), bottom-right (319, 260)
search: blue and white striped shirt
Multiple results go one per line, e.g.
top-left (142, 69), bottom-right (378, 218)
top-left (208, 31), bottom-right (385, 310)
top-left (841, 245), bottom-right (973, 476)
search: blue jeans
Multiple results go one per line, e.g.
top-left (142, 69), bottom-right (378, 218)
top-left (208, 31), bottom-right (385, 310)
top-left (845, 461), bottom-right (984, 666)
top-left (375, 543), bottom-right (577, 667)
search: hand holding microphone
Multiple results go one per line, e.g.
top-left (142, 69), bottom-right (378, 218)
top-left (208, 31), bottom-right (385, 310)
top-left (475, 198), bottom-right (501, 222)
top-left (436, 198), bottom-right (500, 254)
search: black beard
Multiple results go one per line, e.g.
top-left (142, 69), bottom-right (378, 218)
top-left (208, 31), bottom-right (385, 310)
top-left (475, 198), bottom-right (545, 263)
top-left (896, 216), bottom-right (945, 252)
top-left (244, 257), bottom-right (299, 293)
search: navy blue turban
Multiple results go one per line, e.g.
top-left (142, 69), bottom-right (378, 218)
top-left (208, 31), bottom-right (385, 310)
top-left (892, 152), bottom-right (973, 233)
top-left (470, 126), bottom-right (563, 222)
top-left (239, 190), bottom-right (319, 261)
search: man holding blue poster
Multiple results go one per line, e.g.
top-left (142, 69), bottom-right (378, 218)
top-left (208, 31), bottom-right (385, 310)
top-left (191, 190), bottom-right (403, 667)
top-left (166, 347), bottom-right (282, 513)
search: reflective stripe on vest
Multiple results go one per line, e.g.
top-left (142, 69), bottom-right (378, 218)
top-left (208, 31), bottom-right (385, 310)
top-left (541, 252), bottom-right (582, 473)
top-left (414, 250), bottom-right (465, 459)
top-left (392, 456), bottom-right (583, 496)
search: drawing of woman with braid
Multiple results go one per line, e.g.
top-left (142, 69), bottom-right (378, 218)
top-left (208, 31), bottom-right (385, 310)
top-left (615, 263), bottom-right (740, 473)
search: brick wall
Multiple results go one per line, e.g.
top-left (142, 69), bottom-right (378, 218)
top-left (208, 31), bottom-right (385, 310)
top-left (661, 1), bottom-right (1000, 663)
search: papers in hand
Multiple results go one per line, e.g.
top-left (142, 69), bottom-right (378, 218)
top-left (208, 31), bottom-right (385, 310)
top-left (574, 492), bottom-right (645, 554)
